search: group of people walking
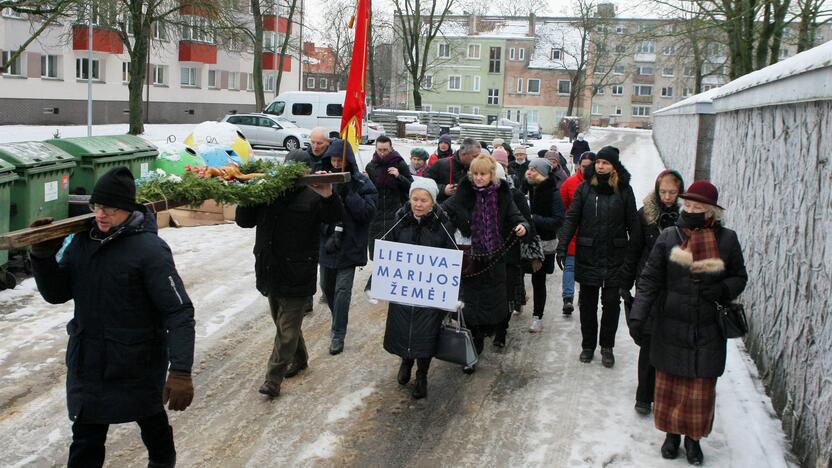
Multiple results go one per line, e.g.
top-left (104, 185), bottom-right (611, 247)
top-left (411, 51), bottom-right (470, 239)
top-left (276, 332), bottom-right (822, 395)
top-left (26, 126), bottom-right (746, 467)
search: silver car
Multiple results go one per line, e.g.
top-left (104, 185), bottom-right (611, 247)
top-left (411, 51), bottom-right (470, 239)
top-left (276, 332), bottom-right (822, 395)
top-left (222, 113), bottom-right (311, 150)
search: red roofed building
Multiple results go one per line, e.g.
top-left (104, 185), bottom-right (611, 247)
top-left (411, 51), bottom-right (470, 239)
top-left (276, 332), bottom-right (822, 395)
top-left (302, 42), bottom-right (342, 92)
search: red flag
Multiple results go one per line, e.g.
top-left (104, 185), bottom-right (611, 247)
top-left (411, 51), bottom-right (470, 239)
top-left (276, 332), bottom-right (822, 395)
top-left (340, 0), bottom-right (370, 154)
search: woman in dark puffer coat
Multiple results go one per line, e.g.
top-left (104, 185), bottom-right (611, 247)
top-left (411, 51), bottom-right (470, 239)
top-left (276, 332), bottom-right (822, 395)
top-left (383, 178), bottom-right (456, 400)
top-left (365, 136), bottom-right (413, 257)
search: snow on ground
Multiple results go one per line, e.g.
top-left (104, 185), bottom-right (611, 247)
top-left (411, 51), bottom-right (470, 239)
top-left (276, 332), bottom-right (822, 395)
top-left (0, 126), bottom-right (797, 467)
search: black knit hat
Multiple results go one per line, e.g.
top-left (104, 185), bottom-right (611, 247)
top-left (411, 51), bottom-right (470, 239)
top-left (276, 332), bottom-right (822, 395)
top-left (596, 146), bottom-right (620, 165)
top-left (90, 167), bottom-right (138, 212)
top-left (285, 149), bottom-right (312, 166)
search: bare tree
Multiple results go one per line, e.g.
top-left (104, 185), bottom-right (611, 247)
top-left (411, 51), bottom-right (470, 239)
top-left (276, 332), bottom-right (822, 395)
top-left (391, 0), bottom-right (456, 109)
top-left (0, 0), bottom-right (77, 73)
top-left (494, 0), bottom-right (549, 16)
top-left (794, 0), bottom-right (832, 51)
top-left (321, 0), bottom-right (355, 89)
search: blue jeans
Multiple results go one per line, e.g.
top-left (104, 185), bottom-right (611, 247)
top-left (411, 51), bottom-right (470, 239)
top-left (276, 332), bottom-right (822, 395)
top-left (320, 266), bottom-right (356, 340)
top-left (562, 255), bottom-right (576, 299)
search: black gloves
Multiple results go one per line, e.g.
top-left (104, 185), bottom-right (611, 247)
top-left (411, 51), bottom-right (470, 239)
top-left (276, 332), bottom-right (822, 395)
top-left (556, 254), bottom-right (565, 271)
top-left (325, 224), bottom-right (344, 254)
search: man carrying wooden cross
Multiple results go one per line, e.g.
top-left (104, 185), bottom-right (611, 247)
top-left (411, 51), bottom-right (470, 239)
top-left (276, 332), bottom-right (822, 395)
top-left (29, 167), bottom-right (195, 468)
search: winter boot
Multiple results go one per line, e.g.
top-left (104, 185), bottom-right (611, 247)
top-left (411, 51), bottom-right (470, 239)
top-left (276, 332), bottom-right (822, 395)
top-left (601, 347), bottom-right (615, 368)
top-left (397, 359), bottom-right (414, 385)
top-left (562, 297), bottom-right (574, 315)
top-left (258, 380), bottom-right (280, 398)
top-left (634, 400), bottom-right (652, 415)
top-left (284, 361), bottom-right (308, 378)
top-left (462, 364), bottom-right (476, 374)
top-left (329, 338), bottom-right (344, 355)
top-left (684, 436), bottom-right (704, 465)
top-left (661, 433), bottom-right (681, 459)
top-left (512, 304), bottom-right (524, 316)
top-left (493, 331), bottom-right (506, 348)
top-left (148, 455), bottom-right (176, 468)
top-left (579, 348), bottom-right (594, 363)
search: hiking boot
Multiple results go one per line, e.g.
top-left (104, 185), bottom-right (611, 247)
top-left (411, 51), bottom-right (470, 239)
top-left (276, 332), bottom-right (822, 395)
top-left (601, 347), bottom-right (615, 368)
top-left (579, 349), bottom-right (594, 363)
top-left (529, 317), bottom-right (544, 333)
top-left (284, 361), bottom-right (308, 378)
top-left (634, 400), bottom-right (652, 415)
top-left (412, 373), bottom-right (428, 399)
top-left (493, 334), bottom-right (506, 348)
top-left (661, 433), bottom-right (681, 459)
top-left (258, 380), bottom-right (280, 398)
top-left (512, 305), bottom-right (523, 316)
top-left (462, 364), bottom-right (476, 374)
top-left (329, 338), bottom-right (344, 355)
top-left (397, 359), bottom-right (414, 385)
top-left (684, 436), bottom-right (704, 465)
top-left (562, 298), bottom-right (574, 315)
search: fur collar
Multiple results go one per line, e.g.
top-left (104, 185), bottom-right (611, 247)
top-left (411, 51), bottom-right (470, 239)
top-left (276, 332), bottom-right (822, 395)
top-left (669, 246), bottom-right (726, 273)
top-left (641, 193), bottom-right (679, 226)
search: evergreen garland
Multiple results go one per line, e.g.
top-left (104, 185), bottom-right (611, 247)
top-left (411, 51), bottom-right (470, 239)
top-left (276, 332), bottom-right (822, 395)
top-left (135, 160), bottom-right (308, 207)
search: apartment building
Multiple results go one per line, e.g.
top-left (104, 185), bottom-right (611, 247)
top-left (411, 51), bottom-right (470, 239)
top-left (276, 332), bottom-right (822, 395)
top-left (301, 42), bottom-right (340, 92)
top-left (0, 4), bottom-right (300, 125)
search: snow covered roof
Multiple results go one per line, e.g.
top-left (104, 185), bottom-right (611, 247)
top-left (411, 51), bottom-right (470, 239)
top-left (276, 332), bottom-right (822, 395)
top-left (438, 18), bottom-right (533, 39)
top-left (710, 41), bottom-right (832, 112)
top-left (528, 22), bottom-right (583, 71)
top-left (653, 87), bottom-right (721, 116)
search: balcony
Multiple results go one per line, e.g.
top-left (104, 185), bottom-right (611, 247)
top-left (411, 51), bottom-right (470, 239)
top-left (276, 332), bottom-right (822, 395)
top-left (634, 53), bottom-right (656, 62)
top-left (631, 95), bottom-right (653, 104)
top-left (263, 53), bottom-right (292, 72)
top-left (633, 74), bottom-right (654, 84)
top-left (72, 25), bottom-right (123, 54)
top-left (179, 41), bottom-right (217, 64)
top-left (264, 15), bottom-right (290, 33)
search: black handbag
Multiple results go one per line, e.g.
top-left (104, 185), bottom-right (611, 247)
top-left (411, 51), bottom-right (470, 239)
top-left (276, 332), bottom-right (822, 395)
top-left (716, 302), bottom-right (748, 339)
top-left (435, 307), bottom-right (478, 367)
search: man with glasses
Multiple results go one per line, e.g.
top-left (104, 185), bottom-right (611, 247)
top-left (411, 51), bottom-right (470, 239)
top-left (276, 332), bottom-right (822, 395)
top-left (29, 167), bottom-right (195, 468)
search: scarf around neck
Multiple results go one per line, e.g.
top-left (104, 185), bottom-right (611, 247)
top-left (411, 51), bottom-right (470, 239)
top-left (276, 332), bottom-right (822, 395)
top-left (671, 218), bottom-right (725, 274)
top-left (372, 151), bottom-right (403, 189)
top-left (471, 182), bottom-right (502, 254)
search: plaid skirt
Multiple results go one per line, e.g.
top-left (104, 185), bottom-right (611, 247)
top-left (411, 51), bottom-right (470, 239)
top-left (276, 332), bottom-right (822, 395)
top-left (653, 370), bottom-right (717, 439)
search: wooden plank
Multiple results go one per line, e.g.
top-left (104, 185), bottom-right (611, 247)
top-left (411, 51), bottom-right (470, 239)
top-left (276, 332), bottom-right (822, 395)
top-left (0, 172), bottom-right (352, 250)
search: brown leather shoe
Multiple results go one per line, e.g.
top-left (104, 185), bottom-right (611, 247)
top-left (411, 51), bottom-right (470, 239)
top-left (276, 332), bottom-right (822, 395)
top-left (284, 362), bottom-right (308, 378)
top-left (258, 381), bottom-right (280, 398)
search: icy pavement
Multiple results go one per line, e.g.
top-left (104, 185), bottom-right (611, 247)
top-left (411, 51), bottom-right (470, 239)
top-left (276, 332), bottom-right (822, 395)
top-left (0, 128), bottom-right (797, 467)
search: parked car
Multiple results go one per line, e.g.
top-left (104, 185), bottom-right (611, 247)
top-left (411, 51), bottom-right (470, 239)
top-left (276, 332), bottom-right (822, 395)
top-left (525, 123), bottom-right (542, 139)
top-left (264, 91), bottom-right (384, 144)
top-left (221, 113), bottom-right (311, 150)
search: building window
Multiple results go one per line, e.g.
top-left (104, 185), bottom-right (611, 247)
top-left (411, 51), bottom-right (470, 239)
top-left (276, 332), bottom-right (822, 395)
top-left (665, 24), bottom-right (677, 34)
top-left (121, 61), bottom-right (130, 82)
top-left (447, 105), bottom-right (460, 114)
top-left (487, 88), bottom-right (499, 105)
top-left (228, 71), bottom-right (239, 90)
top-left (550, 48), bottom-right (562, 60)
top-left (779, 48), bottom-right (790, 59)
top-left (509, 47), bottom-right (515, 60)
top-left (527, 110), bottom-right (539, 123)
top-left (472, 75), bottom-right (480, 91)
top-left (42, 55), bottom-right (59, 78)
top-left (636, 41), bottom-right (655, 54)
top-left (636, 65), bottom-right (653, 76)
top-left (264, 73), bottom-right (275, 91)
top-left (596, 24), bottom-right (608, 33)
top-left (639, 24), bottom-right (655, 33)
top-left (557, 80), bottom-right (571, 95)
top-left (488, 47), bottom-right (501, 73)
top-left (612, 85), bottom-right (623, 95)
top-left (594, 65), bottom-right (607, 75)
top-left (663, 45), bottom-right (675, 55)
top-left (307, 76), bottom-right (315, 88)
top-left (208, 70), bottom-right (217, 88)
top-left (615, 44), bottom-right (627, 53)
top-left (182, 15), bottom-right (215, 43)
top-left (612, 105), bottom-right (623, 115)
top-left (423, 74), bottom-right (433, 89)
top-left (75, 58), bottom-right (100, 80)
top-left (320, 77), bottom-right (328, 89)
top-left (615, 24), bottom-right (627, 34)
top-left (516, 78), bottom-right (523, 94)
top-left (2, 51), bottom-right (22, 76)
top-left (422, 104), bottom-right (432, 111)
top-left (632, 105), bottom-right (651, 117)
top-left (591, 104), bottom-right (602, 115)
top-left (662, 66), bottom-right (674, 77)
top-left (613, 64), bottom-right (625, 75)
top-left (684, 66), bottom-right (696, 77)
top-left (506, 109), bottom-right (511, 120)
top-left (518, 48), bottom-right (525, 61)
top-left (153, 22), bottom-right (167, 40)
top-left (661, 86), bottom-right (673, 98)
top-left (682, 87), bottom-right (691, 97)
top-left (437, 43), bottom-right (450, 58)
top-left (594, 85), bottom-right (605, 95)
top-left (472, 106), bottom-right (480, 114)
top-left (180, 66), bottom-right (198, 87)
top-left (153, 65), bottom-right (166, 85)
top-left (633, 85), bottom-right (653, 96)
top-left (527, 78), bottom-right (541, 94)
top-left (246, 73), bottom-right (254, 91)
top-left (448, 75), bottom-right (461, 90)
top-left (468, 43), bottom-right (481, 59)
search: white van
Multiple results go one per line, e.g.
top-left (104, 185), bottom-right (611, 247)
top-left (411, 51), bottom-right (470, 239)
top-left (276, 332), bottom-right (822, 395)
top-left (264, 91), bottom-right (384, 143)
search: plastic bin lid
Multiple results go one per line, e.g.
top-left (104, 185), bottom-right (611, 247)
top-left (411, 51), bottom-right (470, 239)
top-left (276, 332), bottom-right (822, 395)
top-left (0, 141), bottom-right (77, 168)
top-left (0, 157), bottom-right (14, 174)
top-left (46, 136), bottom-right (140, 158)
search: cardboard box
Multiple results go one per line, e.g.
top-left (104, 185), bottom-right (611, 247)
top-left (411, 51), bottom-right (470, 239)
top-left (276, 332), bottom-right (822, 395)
top-left (177, 200), bottom-right (225, 214)
top-left (223, 204), bottom-right (237, 221)
top-left (168, 209), bottom-right (227, 227)
top-left (155, 211), bottom-right (171, 229)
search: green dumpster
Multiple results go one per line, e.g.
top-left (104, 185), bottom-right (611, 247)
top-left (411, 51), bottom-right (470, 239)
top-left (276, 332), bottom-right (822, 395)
top-left (0, 142), bottom-right (76, 232)
top-left (0, 158), bottom-right (19, 270)
top-left (46, 135), bottom-right (158, 194)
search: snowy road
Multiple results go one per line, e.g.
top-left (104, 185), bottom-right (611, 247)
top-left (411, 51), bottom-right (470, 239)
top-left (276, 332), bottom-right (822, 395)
top-left (0, 128), bottom-right (796, 467)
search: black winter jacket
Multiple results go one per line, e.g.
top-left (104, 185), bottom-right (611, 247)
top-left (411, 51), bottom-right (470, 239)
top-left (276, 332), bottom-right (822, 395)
top-left (383, 205), bottom-right (457, 359)
top-left (528, 176), bottom-right (565, 241)
top-left (442, 178), bottom-right (530, 327)
top-left (319, 139), bottom-right (378, 269)
top-left (366, 151), bottom-right (413, 254)
top-left (425, 151), bottom-right (468, 203)
top-left (508, 159), bottom-right (530, 193)
top-left (570, 140), bottom-right (591, 163)
top-left (31, 209), bottom-right (194, 424)
top-left (556, 164), bottom-right (640, 288)
top-left (629, 224), bottom-right (748, 378)
top-left (236, 188), bottom-right (343, 297)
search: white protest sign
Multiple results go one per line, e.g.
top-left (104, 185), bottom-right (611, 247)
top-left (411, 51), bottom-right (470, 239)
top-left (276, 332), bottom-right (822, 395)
top-left (370, 239), bottom-right (463, 311)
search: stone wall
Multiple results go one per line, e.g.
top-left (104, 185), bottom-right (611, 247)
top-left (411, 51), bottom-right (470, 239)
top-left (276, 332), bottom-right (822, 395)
top-left (710, 100), bottom-right (832, 468)
top-left (651, 113), bottom-right (700, 182)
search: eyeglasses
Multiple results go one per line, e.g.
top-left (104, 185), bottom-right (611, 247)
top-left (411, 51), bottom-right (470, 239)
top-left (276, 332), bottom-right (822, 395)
top-left (88, 204), bottom-right (121, 216)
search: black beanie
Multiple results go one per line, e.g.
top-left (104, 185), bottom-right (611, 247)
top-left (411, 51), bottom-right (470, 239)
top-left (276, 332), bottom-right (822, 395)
top-left (90, 167), bottom-right (138, 212)
top-left (285, 149), bottom-right (312, 166)
top-left (596, 146), bottom-right (620, 165)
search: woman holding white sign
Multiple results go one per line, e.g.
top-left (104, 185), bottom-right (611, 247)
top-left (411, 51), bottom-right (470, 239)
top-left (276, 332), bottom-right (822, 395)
top-left (442, 154), bottom-right (530, 373)
top-left (382, 178), bottom-right (457, 399)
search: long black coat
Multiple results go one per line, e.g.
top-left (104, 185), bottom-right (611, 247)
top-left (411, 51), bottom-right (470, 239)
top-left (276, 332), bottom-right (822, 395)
top-left (366, 151), bottom-right (413, 255)
top-left (442, 178), bottom-right (530, 327)
top-left (31, 209), bottom-right (195, 424)
top-left (508, 159), bottom-right (530, 193)
top-left (236, 188), bottom-right (343, 298)
top-left (528, 176), bottom-right (566, 274)
top-left (425, 152), bottom-right (468, 203)
top-left (570, 139), bottom-right (591, 164)
top-left (630, 224), bottom-right (748, 378)
top-left (383, 205), bottom-right (457, 359)
top-left (556, 164), bottom-right (639, 288)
